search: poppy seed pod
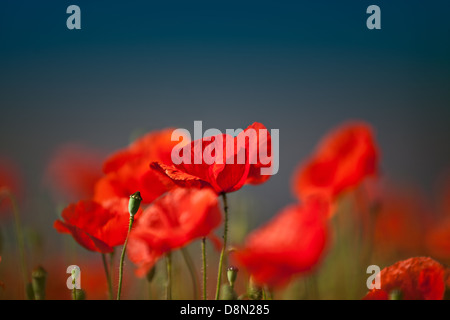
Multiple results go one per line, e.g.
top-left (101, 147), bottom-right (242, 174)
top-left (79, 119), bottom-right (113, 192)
top-left (129, 191), bottom-right (142, 217)
top-left (227, 266), bottom-right (238, 288)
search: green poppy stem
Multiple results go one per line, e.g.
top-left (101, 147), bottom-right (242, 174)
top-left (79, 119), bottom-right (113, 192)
top-left (181, 247), bottom-right (199, 300)
top-left (166, 252), bottom-right (172, 300)
top-left (201, 237), bottom-right (207, 300)
top-left (102, 253), bottom-right (113, 300)
top-left (215, 192), bottom-right (229, 300)
top-left (116, 215), bottom-right (134, 300)
top-left (0, 188), bottom-right (28, 299)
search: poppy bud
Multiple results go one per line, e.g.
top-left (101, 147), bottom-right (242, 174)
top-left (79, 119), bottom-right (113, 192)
top-left (247, 277), bottom-right (263, 300)
top-left (227, 266), bottom-right (238, 288)
top-left (389, 289), bottom-right (403, 300)
top-left (220, 283), bottom-right (238, 300)
top-left (31, 266), bottom-right (47, 300)
top-left (128, 191), bottom-right (142, 217)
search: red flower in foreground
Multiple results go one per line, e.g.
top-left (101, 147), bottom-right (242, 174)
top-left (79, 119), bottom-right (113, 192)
top-left (54, 198), bottom-right (139, 253)
top-left (363, 257), bottom-right (446, 300)
top-left (233, 196), bottom-right (330, 288)
top-left (151, 122), bottom-right (273, 194)
top-left (44, 143), bottom-right (104, 201)
top-left (127, 188), bottom-right (222, 277)
top-left (293, 122), bottom-right (378, 204)
top-left (94, 128), bottom-right (185, 204)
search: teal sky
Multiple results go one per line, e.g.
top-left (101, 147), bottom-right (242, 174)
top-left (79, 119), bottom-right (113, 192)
top-left (1, 1), bottom-right (449, 227)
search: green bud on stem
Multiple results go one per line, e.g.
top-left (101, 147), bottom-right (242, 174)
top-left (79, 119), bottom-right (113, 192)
top-left (129, 191), bottom-right (142, 217)
top-left (227, 266), bottom-right (238, 288)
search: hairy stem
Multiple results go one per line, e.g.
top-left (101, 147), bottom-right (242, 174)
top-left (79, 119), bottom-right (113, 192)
top-left (215, 192), bottom-right (229, 300)
top-left (117, 216), bottom-right (134, 300)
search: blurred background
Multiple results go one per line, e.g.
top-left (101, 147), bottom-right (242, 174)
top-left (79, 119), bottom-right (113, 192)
top-left (0, 0), bottom-right (449, 299)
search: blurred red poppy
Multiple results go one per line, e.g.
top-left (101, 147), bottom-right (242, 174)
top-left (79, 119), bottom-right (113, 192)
top-left (44, 143), bottom-right (104, 201)
top-left (0, 156), bottom-right (23, 216)
top-left (363, 257), bottom-right (446, 300)
top-left (426, 173), bottom-right (450, 263)
top-left (373, 184), bottom-right (431, 258)
top-left (127, 188), bottom-right (222, 277)
top-left (54, 198), bottom-right (139, 253)
top-left (293, 122), bottom-right (378, 206)
top-left (151, 122), bottom-right (272, 195)
top-left (233, 196), bottom-right (330, 288)
top-left (94, 128), bottom-right (185, 204)
top-left (427, 219), bottom-right (450, 263)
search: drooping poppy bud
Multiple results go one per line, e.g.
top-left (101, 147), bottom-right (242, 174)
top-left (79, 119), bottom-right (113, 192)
top-left (227, 266), bottom-right (238, 288)
top-left (129, 191), bottom-right (142, 217)
top-left (31, 266), bottom-right (47, 300)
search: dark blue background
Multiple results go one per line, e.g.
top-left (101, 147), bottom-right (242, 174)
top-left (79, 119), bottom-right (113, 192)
top-left (1, 1), bottom-right (449, 229)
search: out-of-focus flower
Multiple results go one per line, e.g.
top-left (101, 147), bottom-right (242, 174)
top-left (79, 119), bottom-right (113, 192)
top-left (94, 128), bottom-right (185, 204)
top-left (0, 156), bottom-right (23, 216)
top-left (233, 196), bottom-right (330, 288)
top-left (363, 257), bottom-right (447, 300)
top-left (293, 122), bottom-right (378, 208)
top-left (54, 198), bottom-right (140, 253)
top-left (44, 143), bottom-right (104, 201)
top-left (127, 188), bottom-right (222, 277)
top-left (373, 184), bottom-right (431, 258)
top-left (426, 219), bottom-right (450, 263)
top-left (151, 122), bottom-right (272, 195)
top-left (426, 174), bottom-right (450, 263)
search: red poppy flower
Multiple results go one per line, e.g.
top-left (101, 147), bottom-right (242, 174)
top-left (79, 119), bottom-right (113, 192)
top-left (94, 128), bottom-right (186, 204)
top-left (44, 143), bottom-right (104, 201)
top-left (151, 122), bottom-right (273, 194)
top-left (0, 156), bottom-right (22, 216)
top-left (54, 198), bottom-right (139, 253)
top-left (363, 257), bottom-right (446, 300)
top-left (233, 196), bottom-right (330, 288)
top-left (293, 122), bottom-right (378, 204)
top-left (373, 184), bottom-right (431, 257)
top-left (127, 188), bottom-right (222, 277)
